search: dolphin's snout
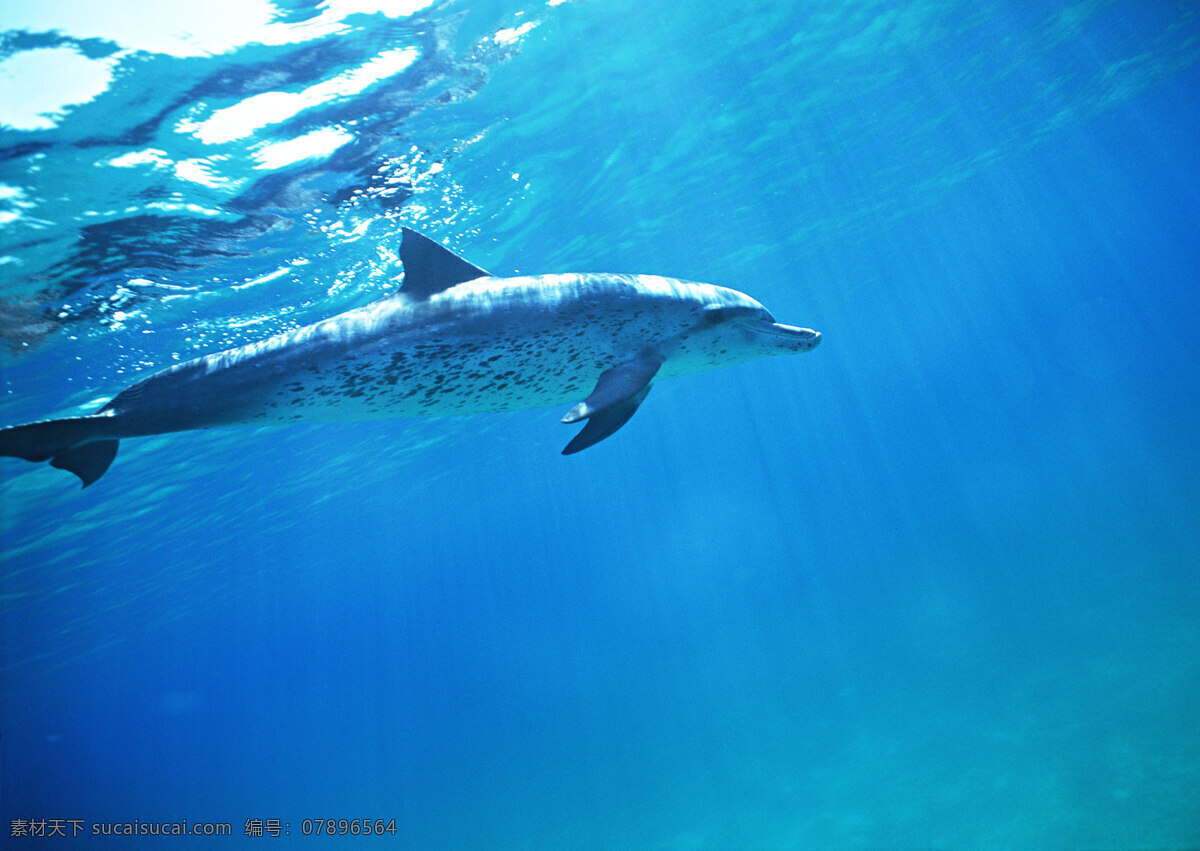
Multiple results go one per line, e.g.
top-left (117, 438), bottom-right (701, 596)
top-left (791, 327), bottom-right (820, 351)
top-left (751, 321), bottom-right (821, 350)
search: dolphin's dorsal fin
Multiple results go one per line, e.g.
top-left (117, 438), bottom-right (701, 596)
top-left (399, 227), bottom-right (490, 299)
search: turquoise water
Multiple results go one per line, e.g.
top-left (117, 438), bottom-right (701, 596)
top-left (2, 0), bottom-right (1199, 846)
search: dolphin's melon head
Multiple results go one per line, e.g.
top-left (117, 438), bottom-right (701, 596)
top-left (694, 292), bottom-right (821, 359)
top-left (660, 287), bottom-right (820, 377)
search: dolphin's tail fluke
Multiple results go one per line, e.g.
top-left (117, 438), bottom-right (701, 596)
top-left (0, 416), bottom-right (119, 488)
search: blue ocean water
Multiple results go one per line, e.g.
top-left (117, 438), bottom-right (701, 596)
top-left (2, 0), bottom-right (1199, 846)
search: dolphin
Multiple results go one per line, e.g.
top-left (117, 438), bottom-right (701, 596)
top-left (0, 228), bottom-right (820, 487)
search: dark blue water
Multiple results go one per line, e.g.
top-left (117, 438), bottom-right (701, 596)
top-left (3, 1), bottom-right (1199, 847)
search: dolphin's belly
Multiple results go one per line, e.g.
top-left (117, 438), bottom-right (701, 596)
top-left (107, 318), bottom-right (623, 434)
top-left (243, 333), bottom-right (610, 424)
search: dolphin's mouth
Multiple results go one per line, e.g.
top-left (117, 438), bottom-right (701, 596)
top-left (748, 320), bottom-right (822, 348)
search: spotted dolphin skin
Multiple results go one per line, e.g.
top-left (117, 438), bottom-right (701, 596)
top-left (0, 229), bottom-right (821, 487)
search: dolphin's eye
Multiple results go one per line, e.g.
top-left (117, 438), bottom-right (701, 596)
top-left (702, 306), bottom-right (747, 326)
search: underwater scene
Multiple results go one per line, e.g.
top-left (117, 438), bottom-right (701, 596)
top-left (2, 0), bottom-right (1199, 847)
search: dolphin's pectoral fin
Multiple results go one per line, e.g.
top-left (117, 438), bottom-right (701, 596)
top-left (560, 352), bottom-right (663, 454)
top-left (561, 352), bottom-right (664, 424)
top-left (562, 386), bottom-right (651, 455)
